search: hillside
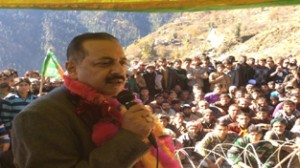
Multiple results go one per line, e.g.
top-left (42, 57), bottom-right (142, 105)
top-left (125, 6), bottom-right (300, 62)
top-left (0, 6), bottom-right (300, 74)
top-left (0, 10), bottom-right (178, 74)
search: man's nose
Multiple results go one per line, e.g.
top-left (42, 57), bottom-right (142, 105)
top-left (111, 63), bottom-right (125, 74)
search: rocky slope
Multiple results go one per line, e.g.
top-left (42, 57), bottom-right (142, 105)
top-left (125, 6), bottom-right (300, 62)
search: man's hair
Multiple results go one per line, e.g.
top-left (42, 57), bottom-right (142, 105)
top-left (220, 93), bottom-right (230, 99)
top-left (171, 99), bottom-right (181, 105)
top-left (270, 96), bottom-right (279, 101)
top-left (214, 120), bottom-right (228, 128)
top-left (154, 93), bottom-right (163, 99)
top-left (214, 83), bottom-right (223, 88)
top-left (237, 111), bottom-right (251, 118)
top-left (289, 93), bottom-right (300, 99)
top-left (229, 103), bottom-right (239, 109)
top-left (184, 58), bottom-right (192, 62)
top-left (159, 114), bottom-right (170, 122)
top-left (283, 100), bottom-right (295, 106)
top-left (215, 63), bottom-right (225, 68)
top-left (247, 125), bottom-right (263, 134)
top-left (174, 59), bottom-right (182, 64)
top-left (256, 96), bottom-right (266, 102)
top-left (162, 100), bottom-right (170, 104)
top-left (67, 32), bottom-right (118, 63)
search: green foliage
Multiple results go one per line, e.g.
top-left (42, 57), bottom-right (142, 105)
top-left (141, 41), bottom-right (157, 60)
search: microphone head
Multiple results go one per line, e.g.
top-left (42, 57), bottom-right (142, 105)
top-left (117, 90), bottom-right (135, 105)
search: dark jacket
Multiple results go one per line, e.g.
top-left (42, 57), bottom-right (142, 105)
top-left (12, 86), bottom-right (149, 168)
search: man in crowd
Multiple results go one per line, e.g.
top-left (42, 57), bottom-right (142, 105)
top-left (264, 118), bottom-right (299, 167)
top-left (187, 56), bottom-right (208, 97)
top-left (173, 59), bottom-right (188, 91)
top-left (177, 121), bottom-right (205, 165)
top-left (0, 71), bottom-right (13, 99)
top-left (209, 63), bottom-right (230, 92)
top-left (157, 57), bottom-right (177, 92)
top-left (253, 58), bottom-right (270, 87)
top-left (234, 55), bottom-right (255, 89)
top-left (218, 104), bottom-right (241, 125)
top-left (1, 77), bottom-right (37, 131)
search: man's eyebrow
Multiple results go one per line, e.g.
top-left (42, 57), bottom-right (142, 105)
top-left (98, 56), bottom-right (114, 60)
top-left (95, 56), bottom-right (128, 62)
top-left (120, 57), bottom-right (128, 62)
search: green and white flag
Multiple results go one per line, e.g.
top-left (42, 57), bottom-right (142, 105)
top-left (41, 49), bottom-right (64, 79)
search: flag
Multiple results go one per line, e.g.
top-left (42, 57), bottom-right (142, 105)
top-left (207, 28), bottom-right (224, 48)
top-left (41, 50), bottom-right (64, 79)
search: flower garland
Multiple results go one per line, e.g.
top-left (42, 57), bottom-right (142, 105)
top-left (63, 75), bottom-right (180, 168)
top-left (63, 75), bottom-right (122, 145)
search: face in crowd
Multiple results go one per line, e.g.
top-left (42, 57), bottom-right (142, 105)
top-left (248, 131), bottom-right (263, 144)
top-left (214, 124), bottom-right (228, 140)
top-left (228, 105), bottom-right (240, 121)
top-left (16, 81), bottom-right (30, 95)
top-left (282, 101), bottom-right (296, 115)
top-left (0, 75), bottom-right (9, 89)
top-left (272, 121), bottom-right (286, 135)
top-left (236, 113), bottom-right (250, 128)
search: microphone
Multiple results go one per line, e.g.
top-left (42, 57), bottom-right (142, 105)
top-left (117, 90), bottom-right (158, 148)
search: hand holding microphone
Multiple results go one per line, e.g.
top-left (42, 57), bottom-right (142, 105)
top-left (117, 90), bottom-right (158, 148)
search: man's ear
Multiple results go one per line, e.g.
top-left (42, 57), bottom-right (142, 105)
top-left (65, 61), bottom-right (77, 79)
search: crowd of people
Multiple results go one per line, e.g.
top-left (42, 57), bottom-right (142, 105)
top-left (1, 49), bottom-right (300, 167)
top-left (125, 55), bottom-right (300, 167)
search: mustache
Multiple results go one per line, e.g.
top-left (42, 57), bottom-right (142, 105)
top-left (105, 74), bottom-right (126, 83)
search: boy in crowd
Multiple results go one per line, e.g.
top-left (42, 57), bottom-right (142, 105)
top-left (204, 83), bottom-right (223, 104)
top-left (228, 112), bottom-right (252, 137)
top-left (198, 109), bottom-right (217, 134)
top-left (218, 104), bottom-right (241, 125)
top-left (227, 125), bottom-right (275, 168)
top-left (212, 93), bottom-right (233, 116)
top-left (274, 100), bottom-right (300, 130)
top-left (171, 113), bottom-right (187, 138)
top-left (251, 110), bottom-right (271, 132)
top-left (195, 121), bottom-right (238, 168)
top-left (149, 93), bottom-right (164, 114)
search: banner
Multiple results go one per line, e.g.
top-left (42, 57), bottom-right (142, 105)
top-left (41, 50), bottom-right (64, 79)
top-left (0, 0), bottom-right (299, 11)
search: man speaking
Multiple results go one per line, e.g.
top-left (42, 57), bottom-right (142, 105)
top-left (12, 33), bottom-right (157, 168)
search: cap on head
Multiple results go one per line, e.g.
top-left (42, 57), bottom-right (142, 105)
top-left (270, 118), bottom-right (287, 127)
top-left (248, 79), bottom-right (256, 85)
top-left (181, 104), bottom-right (191, 109)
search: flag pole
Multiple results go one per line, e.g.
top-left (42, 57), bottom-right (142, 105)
top-left (38, 77), bottom-right (45, 96)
